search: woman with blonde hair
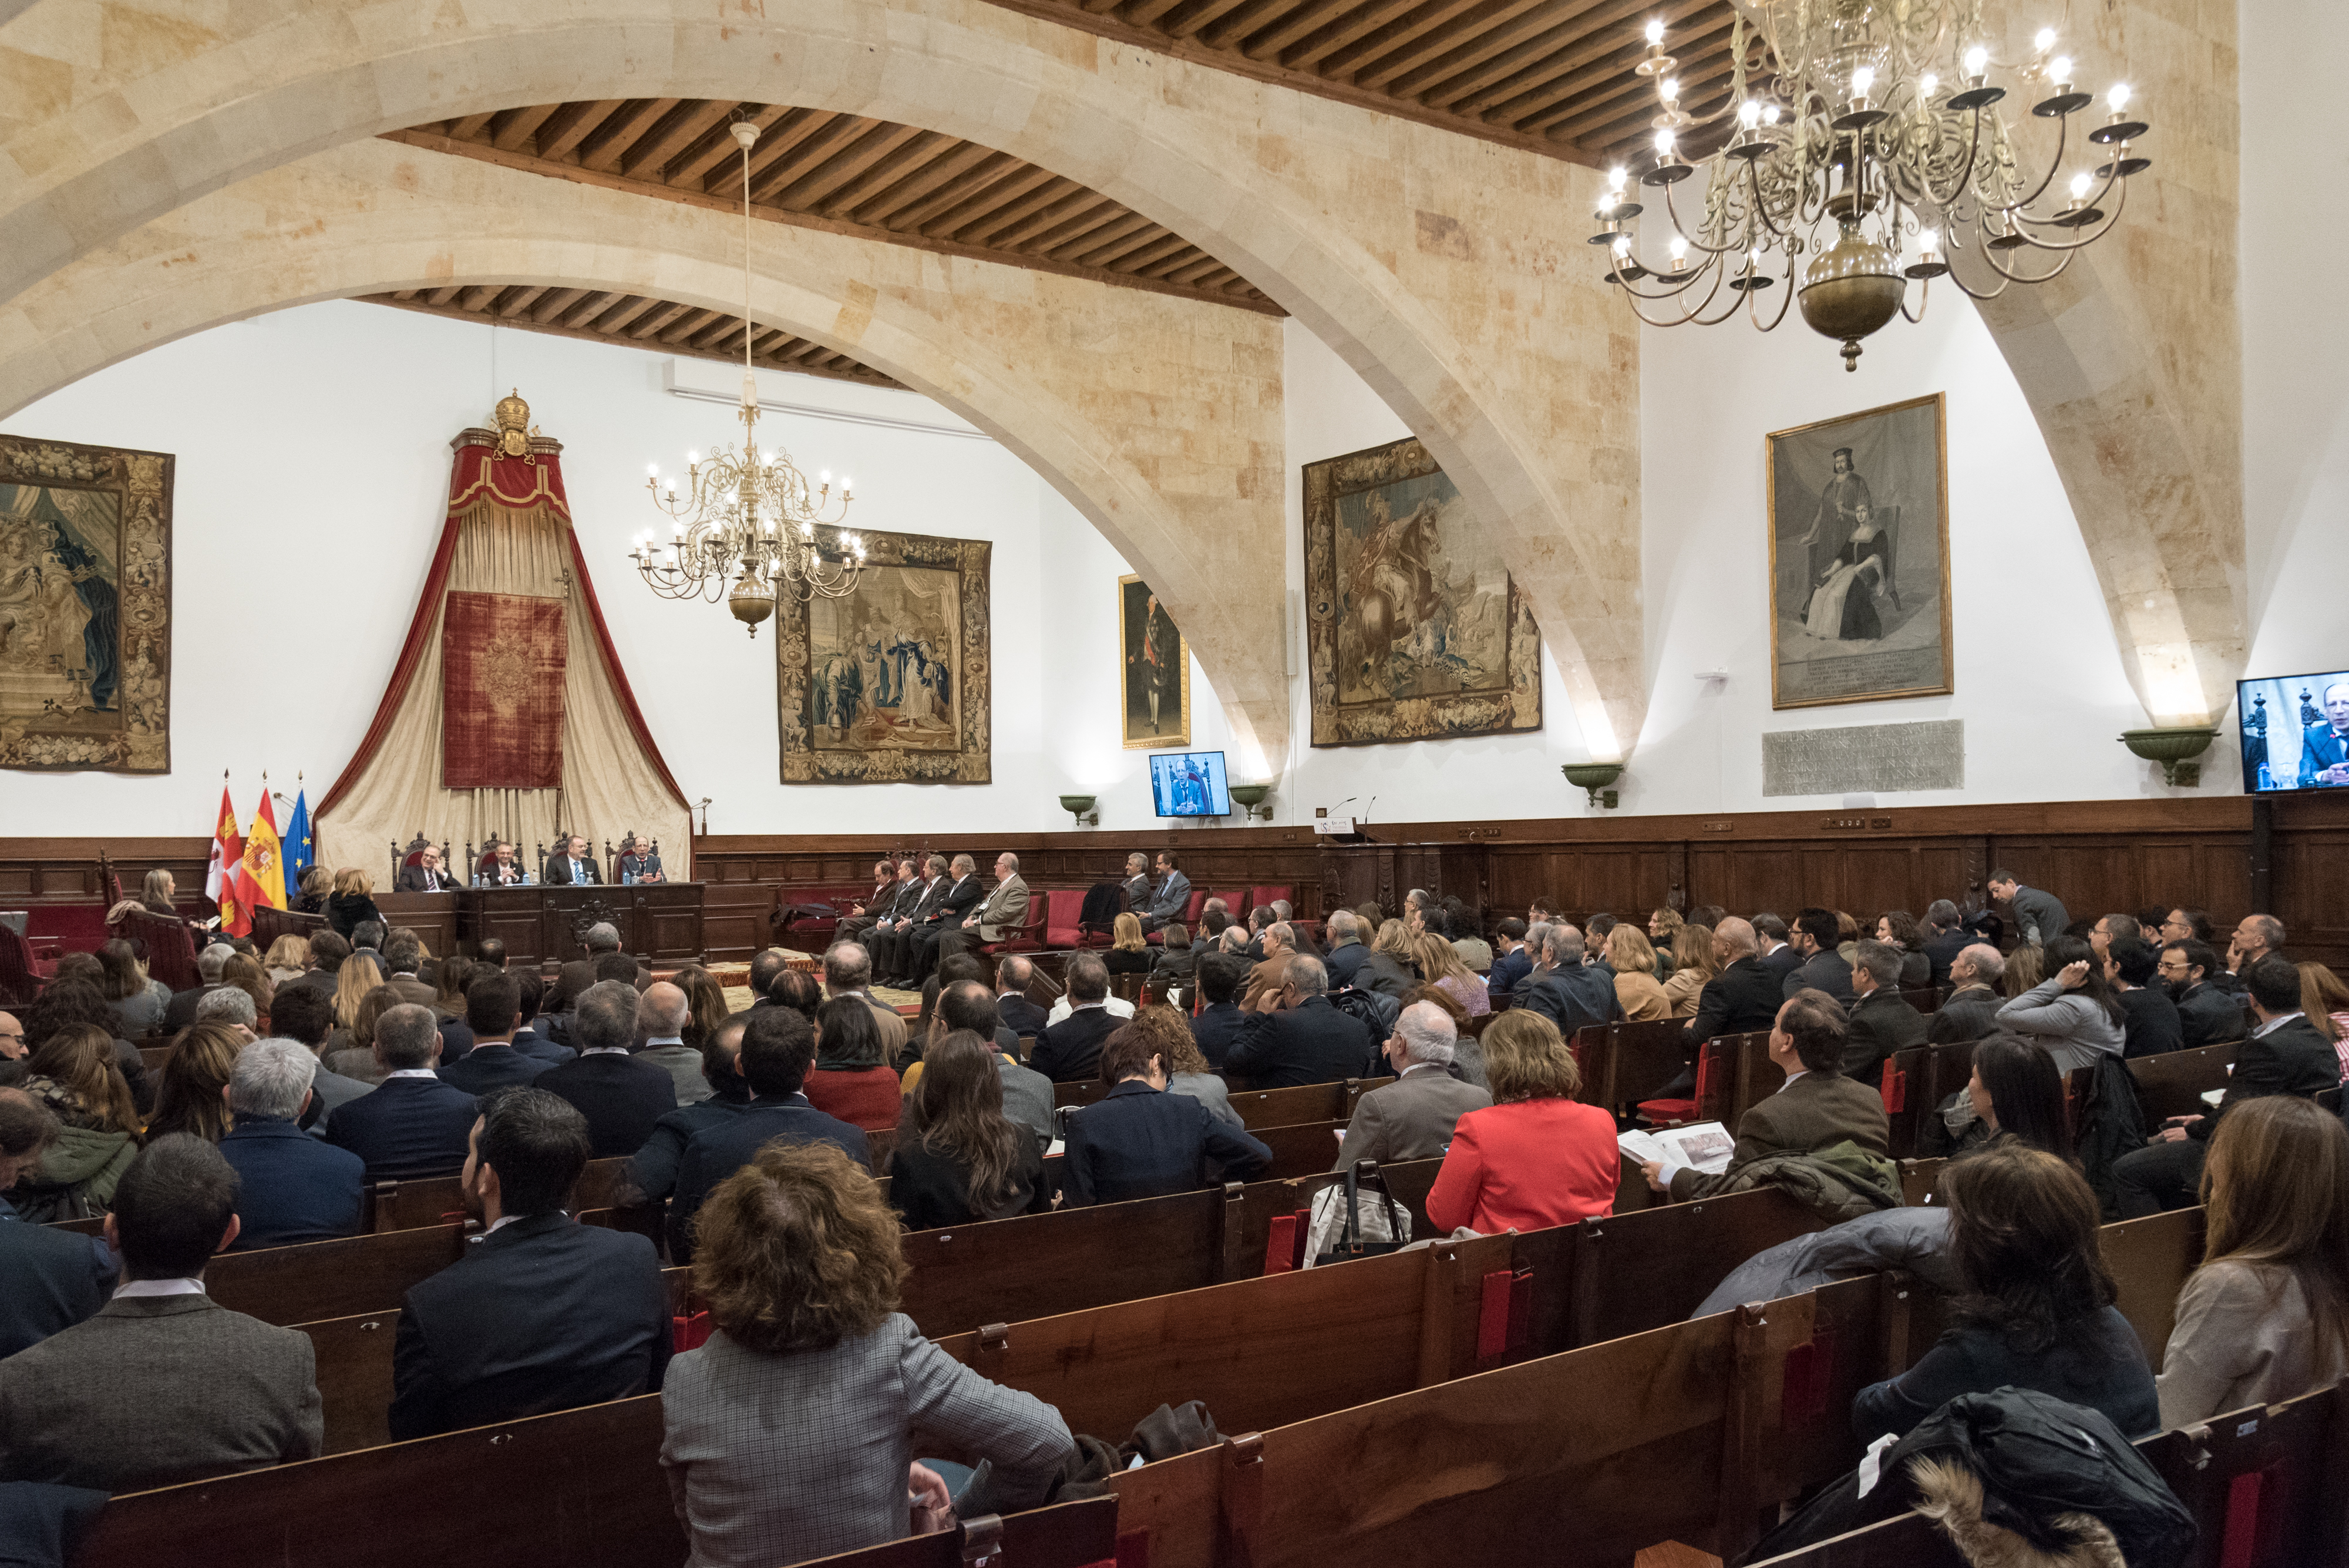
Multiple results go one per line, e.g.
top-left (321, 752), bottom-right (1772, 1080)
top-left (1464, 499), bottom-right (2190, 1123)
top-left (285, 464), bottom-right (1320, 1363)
top-left (1105, 911), bottom-right (1153, 976)
top-left (2002, 944), bottom-right (2045, 999)
top-left (329, 951), bottom-right (384, 1034)
top-left (218, 951), bottom-right (275, 1031)
top-left (145, 1022), bottom-right (244, 1143)
top-left (96, 936), bottom-right (172, 1035)
top-left (2158, 1096), bottom-right (2349, 1426)
top-left (660, 1142), bottom-right (1075, 1564)
top-left (1412, 931), bottom-right (1490, 1019)
top-left (11, 1024), bottom-right (142, 1220)
top-left (261, 934), bottom-right (311, 987)
top-left (1647, 907), bottom-right (1684, 981)
top-left (1425, 1010), bottom-right (1617, 1235)
top-left (293, 864), bottom-right (333, 915)
top-left (140, 867), bottom-right (177, 916)
top-left (324, 985), bottom-right (401, 1083)
top-left (2298, 962), bottom-right (2349, 1078)
top-left (1660, 924), bottom-right (1718, 1018)
top-left (1604, 926), bottom-right (1670, 1022)
top-left (324, 866), bottom-right (382, 938)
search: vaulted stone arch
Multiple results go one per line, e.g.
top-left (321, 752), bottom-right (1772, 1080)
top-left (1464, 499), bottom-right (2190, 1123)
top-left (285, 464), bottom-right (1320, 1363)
top-left (0, 136), bottom-right (1295, 766)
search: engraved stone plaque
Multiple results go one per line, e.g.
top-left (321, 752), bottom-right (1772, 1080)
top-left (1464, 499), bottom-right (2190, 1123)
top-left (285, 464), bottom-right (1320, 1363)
top-left (1762, 719), bottom-right (1964, 798)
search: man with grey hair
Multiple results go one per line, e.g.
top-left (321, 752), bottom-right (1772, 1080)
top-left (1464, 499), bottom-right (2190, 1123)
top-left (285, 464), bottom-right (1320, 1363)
top-left (1929, 943), bottom-right (2007, 1044)
top-left (1243, 921), bottom-right (1295, 1007)
top-left (822, 940), bottom-right (910, 1061)
top-left (1840, 940), bottom-right (1928, 1085)
top-left (323, 1004), bottom-right (478, 1180)
top-left (632, 981), bottom-right (707, 1108)
top-left (900, 852), bottom-right (984, 987)
top-left (937, 850), bottom-right (1031, 970)
top-left (1033, 953), bottom-right (1123, 1083)
top-left (871, 853), bottom-right (950, 985)
top-left (194, 986), bottom-right (258, 1035)
top-left (218, 1039), bottom-right (365, 1247)
top-left (1518, 923), bottom-right (1621, 1038)
top-left (1229, 953), bottom-right (1381, 1088)
top-left (1331, 1001), bottom-right (1491, 1169)
top-left (1322, 909), bottom-right (1367, 988)
top-left (162, 942), bottom-right (236, 1032)
top-left (533, 980), bottom-right (678, 1157)
top-left (1683, 917), bottom-right (1783, 1049)
top-left (1402, 889), bottom-right (1432, 932)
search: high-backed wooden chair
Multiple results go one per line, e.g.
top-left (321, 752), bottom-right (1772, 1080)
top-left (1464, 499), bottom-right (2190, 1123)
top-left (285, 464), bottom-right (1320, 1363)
top-left (0, 921), bottom-right (54, 1005)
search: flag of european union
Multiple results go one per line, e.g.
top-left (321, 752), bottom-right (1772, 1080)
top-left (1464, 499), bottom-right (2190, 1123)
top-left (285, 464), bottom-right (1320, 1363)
top-left (284, 787), bottom-right (314, 897)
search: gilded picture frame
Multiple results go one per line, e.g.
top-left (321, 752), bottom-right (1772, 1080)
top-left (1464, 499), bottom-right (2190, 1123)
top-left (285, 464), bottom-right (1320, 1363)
top-left (0, 433), bottom-right (173, 773)
top-left (1766, 393), bottom-right (1954, 709)
top-left (1302, 436), bottom-right (1541, 748)
top-left (1118, 574), bottom-right (1191, 749)
top-left (779, 530), bottom-right (991, 783)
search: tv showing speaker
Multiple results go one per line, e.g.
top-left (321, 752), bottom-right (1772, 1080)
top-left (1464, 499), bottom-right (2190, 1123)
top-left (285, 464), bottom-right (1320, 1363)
top-left (1149, 751), bottom-right (1230, 817)
top-left (2239, 670), bottom-right (2349, 793)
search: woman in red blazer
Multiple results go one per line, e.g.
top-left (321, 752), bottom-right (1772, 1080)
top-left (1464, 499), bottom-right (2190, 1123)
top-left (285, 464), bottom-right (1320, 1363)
top-left (1428, 1011), bottom-right (1618, 1234)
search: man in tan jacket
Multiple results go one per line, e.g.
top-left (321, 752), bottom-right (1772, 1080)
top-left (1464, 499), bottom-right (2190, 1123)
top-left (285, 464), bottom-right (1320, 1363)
top-left (934, 852), bottom-right (1031, 971)
top-left (1331, 1001), bottom-right (1491, 1170)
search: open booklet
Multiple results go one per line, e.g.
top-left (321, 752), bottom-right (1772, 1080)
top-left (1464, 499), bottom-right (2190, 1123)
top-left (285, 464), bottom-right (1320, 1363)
top-left (1618, 1122), bottom-right (1736, 1176)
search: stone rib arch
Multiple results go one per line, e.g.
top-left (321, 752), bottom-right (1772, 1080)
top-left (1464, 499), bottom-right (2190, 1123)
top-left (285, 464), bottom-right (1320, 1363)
top-left (0, 137), bottom-right (1294, 768)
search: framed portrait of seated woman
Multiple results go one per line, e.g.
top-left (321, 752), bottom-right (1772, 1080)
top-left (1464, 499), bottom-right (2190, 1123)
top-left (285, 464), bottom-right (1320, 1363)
top-left (1766, 393), bottom-right (1953, 710)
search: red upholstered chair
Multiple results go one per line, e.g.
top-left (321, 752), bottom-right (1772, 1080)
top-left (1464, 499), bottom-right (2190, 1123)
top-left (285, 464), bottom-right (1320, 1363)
top-left (978, 892), bottom-right (1049, 957)
top-left (1636, 1037), bottom-right (1729, 1128)
top-left (1041, 889), bottom-right (1091, 950)
top-left (1205, 890), bottom-right (1251, 923)
top-left (0, 923), bottom-right (55, 1006)
top-left (1248, 885), bottom-right (1293, 913)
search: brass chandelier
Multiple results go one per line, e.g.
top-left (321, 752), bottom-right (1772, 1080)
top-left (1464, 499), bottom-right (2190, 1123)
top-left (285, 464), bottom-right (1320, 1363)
top-left (631, 120), bottom-right (866, 634)
top-left (1593, 2), bottom-right (2151, 370)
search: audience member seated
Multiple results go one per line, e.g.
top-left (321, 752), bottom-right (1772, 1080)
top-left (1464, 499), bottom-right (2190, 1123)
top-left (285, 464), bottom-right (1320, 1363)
top-left (674, 965), bottom-right (729, 1049)
top-left (2111, 955), bottom-right (2340, 1218)
top-left (323, 1004), bottom-right (479, 1180)
top-left (324, 867), bottom-right (383, 940)
top-left (2222, 913), bottom-right (2287, 989)
top-left (389, 1088), bottom-right (669, 1439)
top-left (1681, 917), bottom-right (1782, 1047)
top-left (1660, 924), bottom-right (1717, 1018)
top-left (428, 955), bottom-right (475, 1024)
top-left (662, 1141), bottom-right (1073, 1563)
top-left (1414, 931), bottom-right (1491, 1019)
top-left (1240, 920), bottom-right (1298, 1007)
top-left (1781, 908), bottom-right (1855, 1003)
top-left (1446, 908), bottom-right (1492, 973)
top-left (2107, 937), bottom-right (2183, 1059)
top-left (534, 981), bottom-right (681, 1159)
top-left (1604, 925), bottom-right (1670, 1022)
top-left (2156, 1096), bottom-right (2349, 1428)
top-left (277, 931), bottom-right (349, 1004)
top-left (2160, 940), bottom-right (2242, 1048)
top-left (1840, 941), bottom-right (1929, 1086)
top-left (1752, 913), bottom-right (1800, 985)
top-left (669, 1008), bottom-right (869, 1261)
top-left (869, 854), bottom-right (947, 986)
top-left (630, 981), bottom-right (707, 1107)
top-left (1923, 1035), bottom-right (2074, 1160)
top-left (10, 1025), bottom-right (140, 1223)
top-left (1149, 922), bottom-right (1200, 990)
top-left (0, 1135), bottom-right (324, 1491)
top-left (323, 980), bottom-right (397, 1085)
top-left (1426, 1011), bottom-right (1618, 1235)
top-left (1928, 944), bottom-right (2007, 1045)
top-left (1995, 934), bottom-right (2126, 1071)
top-left (1354, 919), bottom-right (1419, 1000)
top-left (1105, 913), bottom-right (1154, 977)
top-left (349, 919), bottom-right (389, 973)
top-left (218, 1038), bottom-right (365, 1249)
top-left (898, 853), bottom-right (984, 988)
top-left (1872, 910), bottom-right (1933, 988)
top-left (1230, 955), bottom-right (1381, 1088)
top-left (139, 867), bottom-right (177, 917)
top-left (1122, 1004), bottom-right (1241, 1129)
top-left (1515, 925), bottom-right (1623, 1038)
top-left (1062, 1027), bottom-right (1271, 1206)
top-left (24, 978), bottom-right (153, 1113)
top-left (436, 971), bottom-right (550, 1097)
top-left (1032, 954), bottom-right (1125, 1083)
top-left (144, 1022), bottom-right (241, 1142)
top-left (1322, 910), bottom-right (1369, 988)
top-left (1920, 900), bottom-right (1970, 987)
top-left (96, 938), bottom-right (172, 1037)
top-left (291, 864), bottom-right (332, 915)
top-left (0, 1089), bottom-right (116, 1355)
top-left (260, 934), bottom-right (310, 988)
top-left (1485, 919), bottom-right (1532, 997)
top-left (2304, 963), bottom-right (2349, 1080)
top-left (889, 1031), bottom-right (1052, 1230)
top-left (163, 942), bottom-right (233, 1032)
top-left (1331, 1002), bottom-right (1491, 1170)
top-left (1643, 991), bottom-right (1890, 1201)
top-left (822, 941), bottom-right (911, 1065)
top-left (1852, 1144), bottom-right (2158, 1443)
top-left (994, 955), bottom-right (1047, 1037)
top-left (630, 1015), bottom-right (749, 1209)
top-left (193, 985), bottom-right (258, 1041)
top-left (505, 972), bottom-right (567, 1069)
top-left (923, 983), bottom-right (1050, 1150)
top-left (802, 995), bottom-right (903, 1132)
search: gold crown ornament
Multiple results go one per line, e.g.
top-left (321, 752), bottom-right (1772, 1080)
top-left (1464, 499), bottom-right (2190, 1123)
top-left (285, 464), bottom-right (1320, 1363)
top-left (493, 388), bottom-right (536, 459)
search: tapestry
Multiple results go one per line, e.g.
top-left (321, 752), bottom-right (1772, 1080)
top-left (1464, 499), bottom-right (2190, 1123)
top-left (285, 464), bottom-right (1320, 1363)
top-left (0, 435), bottom-right (171, 772)
top-left (780, 531), bottom-right (991, 783)
top-left (442, 590), bottom-right (568, 789)
top-left (1767, 393), bottom-right (1953, 709)
top-left (1303, 436), bottom-right (1540, 748)
top-left (1119, 574), bottom-right (1190, 749)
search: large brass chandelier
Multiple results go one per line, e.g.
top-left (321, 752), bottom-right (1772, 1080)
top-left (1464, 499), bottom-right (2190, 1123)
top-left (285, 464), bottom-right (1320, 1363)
top-left (631, 120), bottom-right (866, 634)
top-left (1593, 2), bottom-right (2151, 370)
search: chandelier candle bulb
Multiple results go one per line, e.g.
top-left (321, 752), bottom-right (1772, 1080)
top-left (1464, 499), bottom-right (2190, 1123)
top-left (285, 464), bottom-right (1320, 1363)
top-left (2034, 27), bottom-right (2057, 53)
top-left (1645, 17), bottom-right (1663, 45)
top-left (1920, 73), bottom-right (1938, 99)
top-left (1964, 45), bottom-right (1989, 80)
top-left (2050, 57), bottom-right (2072, 88)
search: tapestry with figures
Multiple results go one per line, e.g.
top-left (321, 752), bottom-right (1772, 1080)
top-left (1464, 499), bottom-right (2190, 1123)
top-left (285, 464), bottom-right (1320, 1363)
top-left (0, 434), bottom-right (171, 773)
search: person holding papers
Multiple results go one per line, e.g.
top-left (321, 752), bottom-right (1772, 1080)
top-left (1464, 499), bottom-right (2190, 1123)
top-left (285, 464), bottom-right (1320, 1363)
top-left (1639, 988), bottom-right (1890, 1202)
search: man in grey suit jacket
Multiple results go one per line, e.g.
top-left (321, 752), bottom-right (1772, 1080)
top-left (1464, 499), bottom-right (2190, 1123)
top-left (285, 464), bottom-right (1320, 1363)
top-left (1140, 852), bottom-right (1192, 934)
top-left (1332, 1001), bottom-right (1491, 1170)
top-left (0, 1136), bottom-right (322, 1492)
top-left (934, 853), bottom-right (1032, 970)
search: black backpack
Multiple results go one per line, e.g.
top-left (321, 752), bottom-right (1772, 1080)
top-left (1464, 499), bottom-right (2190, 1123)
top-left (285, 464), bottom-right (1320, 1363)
top-left (1737, 1387), bottom-right (2193, 1568)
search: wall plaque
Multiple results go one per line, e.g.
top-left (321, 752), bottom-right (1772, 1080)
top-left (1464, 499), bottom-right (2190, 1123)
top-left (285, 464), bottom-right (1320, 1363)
top-left (1762, 719), bottom-right (1964, 798)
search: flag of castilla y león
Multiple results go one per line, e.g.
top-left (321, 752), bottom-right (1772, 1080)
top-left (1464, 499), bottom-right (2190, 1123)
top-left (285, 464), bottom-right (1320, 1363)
top-left (204, 784), bottom-right (247, 936)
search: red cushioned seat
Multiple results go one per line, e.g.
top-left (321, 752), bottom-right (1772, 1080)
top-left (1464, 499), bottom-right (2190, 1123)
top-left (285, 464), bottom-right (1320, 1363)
top-left (1248, 885), bottom-right (1293, 914)
top-left (1204, 890), bottom-right (1251, 923)
top-left (979, 891), bottom-right (1049, 956)
top-left (0, 923), bottom-right (56, 1007)
top-left (1636, 1040), bottom-right (1718, 1128)
top-left (1042, 888), bottom-right (1091, 950)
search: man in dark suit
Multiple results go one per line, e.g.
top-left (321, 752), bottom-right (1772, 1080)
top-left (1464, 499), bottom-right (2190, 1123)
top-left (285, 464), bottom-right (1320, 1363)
top-left (2109, 937), bottom-right (2183, 1059)
top-left (1516, 925), bottom-right (1623, 1039)
top-left (2113, 956), bottom-right (2344, 1216)
top-left (898, 853), bottom-right (985, 987)
top-left (1320, 910), bottom-right (1369, 988)
top-left (668, 1008), bottom-right (867, 1260)
top-left (543, 833), bottom-right (602, 886)
top-left (510, 972), bottom-right (574, 1067)
top-left (834, 859), bottom-right (903, 948)
top-left (279, 931), bottom-right (351, 1002)
top-left (2161, 940), bottom-right (2247, 1048)
top-left (1227, 955), bottom-right (1381, 1089)
top-left (1032, 954), bottom-right (1125, 1083)
top-left (1683, 918), bottom-right (1785, 1047)
top-left (1839, 941), bottom-right (1929, 1086)
top-left (1063, 1028), bottom-right (1271, 1205)
top-left (218, 1039), bottom-right (365, 1248)
top-left (1928, 945), bottom-right (2007, 1045)
top-left (993, 954), bottom-right (1048, 1039)
top-left (1140, 851), bottom-right (1192, 935)
top-left (629, 1017), bottom-right (748, 1210)
top-left (395, 844), bottom-right (459, 893)
top-left (323, 1004), bottom-right (480, 1180)
top-left (1986, 870), bottom-right (2069, 950)
top-left (162, 942), bottom-right (233, 1032)
top-left (0, 1089), bottom-right (116, 1355)
top-left (1920, 901), bottom-right (1970, 988)
top-left (1331, 1002), bottom-right (1490, 1169)
top-left (533, 981), bottom-right (678, 1159)
top-left (379, 934), bottom-right (439, 1011)
top-left (2297, 679), bottom-right (2349, 788)
top-left (389, 1088), bottom-right (669, 1439)
top-left (1641, 991), bottom-right (1890, 1202)
top-left (1753, 914), bottom-right (1802, 987)
top-left (1781, 908), bottom-right (1855, 1004)
top-left (437, 971), bottom-right (550, 1097)
top-left (1188, 952), bottom-right (1248, 1072)
top-left (871, 854), bottom-right (947, 985)
top-left (0, 1136), bottom-right (322, 1492)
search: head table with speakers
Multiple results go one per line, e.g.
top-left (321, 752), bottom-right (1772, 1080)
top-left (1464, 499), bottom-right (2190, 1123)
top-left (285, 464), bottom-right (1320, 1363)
top-left (255, 884), bottom-right (705, 971)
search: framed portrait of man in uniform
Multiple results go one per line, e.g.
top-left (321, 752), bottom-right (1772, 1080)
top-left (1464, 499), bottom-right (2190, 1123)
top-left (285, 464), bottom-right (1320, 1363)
top-left (1766, 394), bottom-right (1953, 709)
top-left (1118, 575), bottom-right (1190, 748)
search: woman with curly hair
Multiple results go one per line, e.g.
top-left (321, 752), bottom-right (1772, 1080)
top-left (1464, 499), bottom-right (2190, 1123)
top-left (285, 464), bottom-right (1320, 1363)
top-left (12, 1024), bottom-right (142, 1220)
top-left (659, 1141), bottom-right (1075, 1565)
top-left (144, 1022), bottom-right (244, 1143)
top-left (1117, 1004), bottom-right (1242, 1128)
top-left (1873, 910), bottom-right (1932, 989)
top-left (1647, 907), bottom-right (1684, 981)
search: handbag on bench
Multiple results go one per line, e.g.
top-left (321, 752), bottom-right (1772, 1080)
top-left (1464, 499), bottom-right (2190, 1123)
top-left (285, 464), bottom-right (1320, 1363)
top-left (1305, 1159), bottom-right (1412, 1267)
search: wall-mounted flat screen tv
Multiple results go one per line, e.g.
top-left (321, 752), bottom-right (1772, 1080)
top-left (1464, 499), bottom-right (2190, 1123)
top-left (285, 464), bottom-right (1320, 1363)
top-left (2239, 671), bottom-right (2349, 793)
top-left (1149, 751), bottom-right (1230, 817)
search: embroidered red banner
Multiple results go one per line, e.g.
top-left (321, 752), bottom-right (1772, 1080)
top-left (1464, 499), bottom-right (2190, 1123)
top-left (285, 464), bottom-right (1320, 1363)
top-left (442, 590), bottom-right (567, 788)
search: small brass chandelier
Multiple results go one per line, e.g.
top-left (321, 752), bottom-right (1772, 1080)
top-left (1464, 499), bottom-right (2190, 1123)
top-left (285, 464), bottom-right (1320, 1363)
top-left (631, 120), bottom-right (866, 633)
top-left (1593, 2), bottom-right (2151, 370)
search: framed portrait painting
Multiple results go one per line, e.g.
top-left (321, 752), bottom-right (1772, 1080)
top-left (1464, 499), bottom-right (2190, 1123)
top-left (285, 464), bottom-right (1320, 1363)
top-left (1118, 574), bottom-right (1190, 749)
top-left (0, 433), bottom-right (173, 772)
top-left (1302, 436), bottom-right (1540, 747)
top-left (1766, 393), bottom-right (1953, 709)
top-left (779, 531), bottom-right (991, 783)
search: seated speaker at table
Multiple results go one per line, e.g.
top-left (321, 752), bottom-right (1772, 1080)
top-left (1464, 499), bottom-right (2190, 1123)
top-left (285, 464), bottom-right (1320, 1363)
top-left (543, 834), bottom-right (602, 886)
top-left (396, 844), bottom-right (460, 893)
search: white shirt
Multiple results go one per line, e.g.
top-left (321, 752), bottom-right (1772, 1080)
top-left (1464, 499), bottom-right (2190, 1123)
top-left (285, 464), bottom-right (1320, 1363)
top-left (2252, 1010), bottom-right (2307, 1038)
top-left (1044, 995), bottom-right (1137, 1026)
top-left (386, 1068), bottom-right (440, 1081)
top-left (582, 1047), bottom-right (630, 1057)
top-left (642, 1035), bottom-right (686, 1050)
top-left (115, 1277), bottom-right (206, 1298)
